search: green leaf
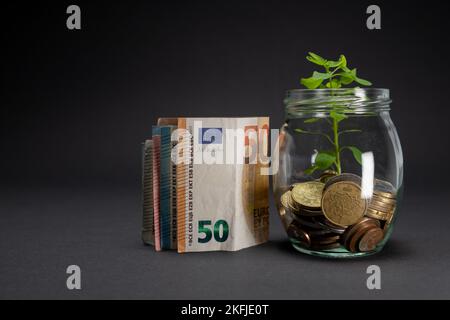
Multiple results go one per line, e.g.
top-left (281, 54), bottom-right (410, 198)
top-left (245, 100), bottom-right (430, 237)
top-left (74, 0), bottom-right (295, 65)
top-left (301, 52), bottom-right (373, 90)
top-left (325, 55), bottom-right (347, 69)
top-left (325, 60), bottom-right (341, 68)
top-left (330, 111), bottom-right (347, 123)
top-left (326, 79), bottom-right (341, 88)
top-left (343, 146), bottom-right (363, 165)
top-left (339, 75), bottom-right (354, 85)
top-left (336, 68), bottom-right (356, 84)
top-left (301, 77), bottom-right (323, 89)
top-left (308, 52), bottom-right (326, 61)
top-left (339, 54), bottom-right (347, 68)
top-left (306, 56), bottom-right (324, 66)
top-left (314, 151), bottom-right (336, 169)
top-left (304, 166), bottom-right (318, 175)
top-left (341, 65), bottom-right (351, 73)
top-left (304, 118), bottom-right (321, 123)
top-left (354, 76), bottom-right (372, 86)
top-left (351, 69), bottom-right (372, 86)
top-left (312, 71), bottom-right (332, 80)
top-left (306, 52), bottom-right (327, 66)
top-left (338, 129), bottom-right (362, 136)
top-left (337, 70), bottom-right (355, 85)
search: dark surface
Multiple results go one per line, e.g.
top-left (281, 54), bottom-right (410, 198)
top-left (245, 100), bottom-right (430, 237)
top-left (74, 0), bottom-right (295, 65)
top-left (1, 186), bottom-right (449, 300)
top-left (2, 1), bottom-right (450, 299)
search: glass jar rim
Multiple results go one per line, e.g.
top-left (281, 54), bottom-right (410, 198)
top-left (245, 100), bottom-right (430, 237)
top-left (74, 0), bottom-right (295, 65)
top-left (284, 88), bottom-right (391, 117)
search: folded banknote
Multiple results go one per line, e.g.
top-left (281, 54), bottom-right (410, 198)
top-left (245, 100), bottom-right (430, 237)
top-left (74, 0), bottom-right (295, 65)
top-left (176, 117), bottom-right (270, 253)
top-left (141, 140), bottom-right (154, 246)
top-left (151, 127), bottom-right (162, 251)
top-left (159, 125), bottom-right (177, 250)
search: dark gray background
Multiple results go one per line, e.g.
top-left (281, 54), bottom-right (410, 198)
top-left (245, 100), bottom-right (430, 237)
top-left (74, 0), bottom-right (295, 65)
top-left (1, 0), bottom-right (450, 299)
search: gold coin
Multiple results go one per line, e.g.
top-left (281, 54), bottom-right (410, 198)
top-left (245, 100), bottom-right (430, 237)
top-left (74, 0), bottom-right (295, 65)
top-left (373, 192), bottom-right (396, 200)
top-left (374, 179), bottom-right (396, 196)
top-left (319, 170), bottom-right (338, 183)
top-left (324, 173), bottom-right (362, 191)
top-left (291, 181), bottom-right (325, 209)
top-left (280, 191), bottom-right (291, 210)
top-left (366, 208), bottom-right (391, 221)
top-left (367, 206), bottom-right (391, 215)
top-left (383, 213), bottom-right (395, 233)
top-left (369, 198), bottom-right (396, 210)
top-left (287, 192), bottom-right (300, 212)
top-left (322, 181), bottom-right (367, 227)
top-left (368, 202), bottom-right (395, 214)
top-left (371, 194), bottom-right (397, 204)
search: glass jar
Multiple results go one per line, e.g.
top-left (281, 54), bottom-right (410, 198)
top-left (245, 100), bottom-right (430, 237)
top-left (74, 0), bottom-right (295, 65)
top-left (273, 88), bottom-right (403, 258)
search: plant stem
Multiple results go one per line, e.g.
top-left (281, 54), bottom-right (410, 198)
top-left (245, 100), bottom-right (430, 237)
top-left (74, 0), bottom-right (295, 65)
top-left (332, 118), bottom-right (341, 174)
top-left (328, 75), bottom-right (342, 175)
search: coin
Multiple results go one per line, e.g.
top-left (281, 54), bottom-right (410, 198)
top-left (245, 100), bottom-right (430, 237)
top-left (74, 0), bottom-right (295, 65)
top-left (374, 179), bottom-right (396, 194)
top-left (311, 217), bottom-right (347, 234)
top-left (373, 192), bottom-right (396, 200)
top-left (371, 195), bottom-right (397, 205)
top-left (370, 197), bottom-right (396, 208)
top-left (287, 221), bottom-right (311, 247)
top-left (383, 213), bottom-right (394, 233)
top-left (296, 208), bottom-right (324, 217)
top-left (373, 181), bottom-right (396, 199)
top-left (366, 207), bottom-right (391, 221)
top-left (291, 181), bottom-right (325, 209)
top-left (324, 173), bottom-right (362, 190)
top-left (342, 217), bottom-right (380, 249)
top-left (368, 204), bottom-right (395, 216)
top-left (369, 200), bottom-right (395, 212)
top-left (322, 181), bottom-right (368, 227)
top-left (348, 224), bottom-right (379, 253)
top-left (280, 191), bottom-right (291, 210)
top-left (359, 227), bottom-right (384, 252)
top-left (308, 229), bottom-right (339, 237)
top-left (369, 194), bottom-right (396, 204)
top-left (322, 217), bottom-right (347, 230)
top-left (310, 235), bottom-right (340, 245)
top-left (319, 170), bottom-right (338, 183)
top-left (293, 216), bottom-right (324, 230)
top-left (287, 192), bottom-right (300, 212)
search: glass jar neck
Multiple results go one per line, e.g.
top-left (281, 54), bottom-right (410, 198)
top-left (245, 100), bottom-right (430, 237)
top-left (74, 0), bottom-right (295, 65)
top-left (284, 88), bottom-right (391, 119)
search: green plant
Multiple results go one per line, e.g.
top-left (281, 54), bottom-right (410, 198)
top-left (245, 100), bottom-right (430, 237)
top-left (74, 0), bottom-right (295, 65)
top-left (296, 52), bottom-right (372, 175)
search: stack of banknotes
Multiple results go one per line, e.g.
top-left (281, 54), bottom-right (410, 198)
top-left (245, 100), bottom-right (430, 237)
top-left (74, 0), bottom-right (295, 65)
top-left (142, 117), bottom-right (270, 253)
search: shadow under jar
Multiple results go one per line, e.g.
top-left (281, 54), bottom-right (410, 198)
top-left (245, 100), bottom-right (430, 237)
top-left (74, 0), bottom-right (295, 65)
top-left (273, 88), bottom-right (403, 258)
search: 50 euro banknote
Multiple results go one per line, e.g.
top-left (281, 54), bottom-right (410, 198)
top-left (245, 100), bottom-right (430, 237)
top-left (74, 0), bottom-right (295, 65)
top-left (175, 117), bottom-right (270, 253)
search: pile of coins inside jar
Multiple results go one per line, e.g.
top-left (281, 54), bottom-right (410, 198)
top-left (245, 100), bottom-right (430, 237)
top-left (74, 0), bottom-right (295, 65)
top-left (279, 171), bottom-right (397, 253)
